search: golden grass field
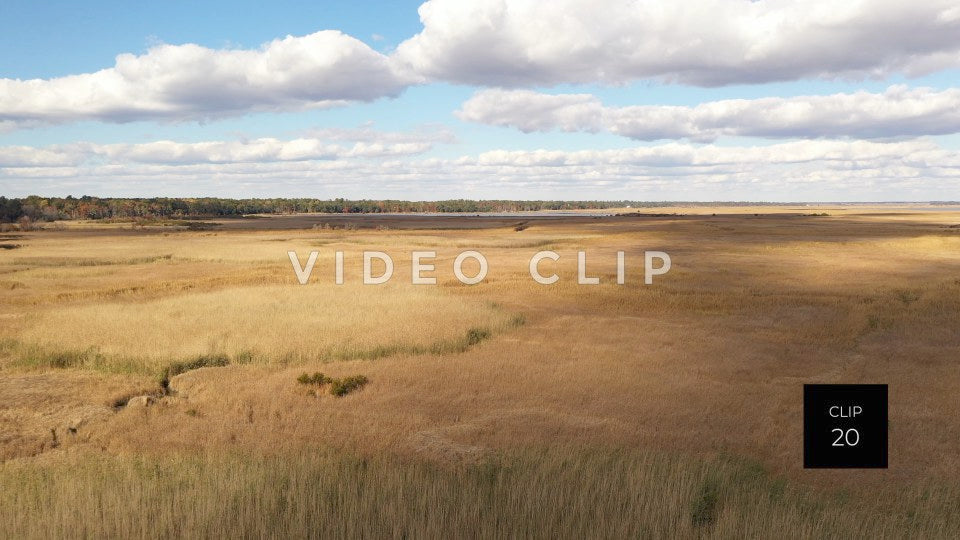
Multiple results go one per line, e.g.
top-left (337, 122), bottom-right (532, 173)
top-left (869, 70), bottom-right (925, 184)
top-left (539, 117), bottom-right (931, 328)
top-left (1, 205), bottom-right (960, 537)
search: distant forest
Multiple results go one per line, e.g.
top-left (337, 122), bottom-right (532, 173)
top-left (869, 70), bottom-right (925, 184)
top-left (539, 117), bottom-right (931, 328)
top-left (0, 195), bottom-right (920, 223)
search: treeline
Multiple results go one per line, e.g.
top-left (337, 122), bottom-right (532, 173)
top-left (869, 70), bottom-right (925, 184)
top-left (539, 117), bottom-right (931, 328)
top-left (0, 195), bottom-right (795, 223)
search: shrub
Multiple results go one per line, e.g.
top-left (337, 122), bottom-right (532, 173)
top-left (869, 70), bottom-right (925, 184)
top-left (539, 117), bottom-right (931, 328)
top-left (298, 372), bottom-right (369, 396)
top-left (297, 372), bottom-right (331, 386)
top-left (329, 375), bottom-right (369, 397)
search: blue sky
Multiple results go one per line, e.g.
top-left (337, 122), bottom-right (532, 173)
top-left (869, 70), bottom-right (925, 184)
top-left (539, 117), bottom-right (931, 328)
top-left (1, 0), bottom-right (959, 200)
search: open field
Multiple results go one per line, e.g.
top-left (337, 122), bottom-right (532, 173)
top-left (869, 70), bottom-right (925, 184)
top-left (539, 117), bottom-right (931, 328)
top-left (2, 205), bottom-right (960, 537)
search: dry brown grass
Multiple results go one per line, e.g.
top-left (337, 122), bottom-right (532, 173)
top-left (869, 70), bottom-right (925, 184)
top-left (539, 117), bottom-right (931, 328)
top-left (2, 206), bottom-right (960, 536)
top-left (13, 283), bottom-right (512, 373)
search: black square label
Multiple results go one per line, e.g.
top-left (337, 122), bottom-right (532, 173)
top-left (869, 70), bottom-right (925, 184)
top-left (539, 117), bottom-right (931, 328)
top-left (803, 384), bottom-right (887, 469)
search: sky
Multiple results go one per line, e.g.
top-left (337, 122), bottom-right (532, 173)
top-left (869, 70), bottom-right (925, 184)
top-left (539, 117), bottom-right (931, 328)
top-left (1, 0), bottom-right (960, 201)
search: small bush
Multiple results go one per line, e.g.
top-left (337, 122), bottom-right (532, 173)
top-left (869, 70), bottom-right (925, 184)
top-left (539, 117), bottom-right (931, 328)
top-left (329, 375), bottom-right (369, 397)
top-left (297, 372), bottom-right (331, 386)
top-left (298, 372), bottom-right (368, 397)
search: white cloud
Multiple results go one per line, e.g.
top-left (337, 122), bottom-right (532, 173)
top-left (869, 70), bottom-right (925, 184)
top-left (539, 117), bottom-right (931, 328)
top-left (3, 138), bottom-right (958, 201)
top-left (5, 1), bottom-right (960, 133)
top-left (0, 130), bottom-right (439, 168)
top-left (458, 86), bottom-right (960, 141)
top-left (0, 31), bottom-right (414, 128)
top-left (0, 145), bottom-right (86, 167)
top-left (97, 139), bottom-right (434, 164)
top-left (395, 0), bottom-right (960, 86)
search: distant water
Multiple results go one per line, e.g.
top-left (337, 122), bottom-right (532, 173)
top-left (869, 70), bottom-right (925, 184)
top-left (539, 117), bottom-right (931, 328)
top-left (343, 211), bottom-right (621, 218)
top-left (347, 207), bottom-right (960, 217)
top-left (293, 206), bottom-right (960, 219)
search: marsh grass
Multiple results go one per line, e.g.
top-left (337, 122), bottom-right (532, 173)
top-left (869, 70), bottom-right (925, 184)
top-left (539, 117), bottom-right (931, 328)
top-left (158, 353), bottom-right (230, 391)
top-left (1, 447), bottom-right (957, 539)
top-left (2, 254), bottom-right (173, 268)
top-left (4, 342), bottom-right (231, 380)
top-left (12, 284), bottom-right (518, 374)
top-left (325, 322), bottom-right (508, 361)
top-left (4, 211), bottom-right (960, 537)
top-left (6, 319), bottom-right (513, 378)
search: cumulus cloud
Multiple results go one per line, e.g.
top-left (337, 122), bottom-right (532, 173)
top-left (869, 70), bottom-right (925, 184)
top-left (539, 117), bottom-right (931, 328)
top-left (3, 138), bottom-right (958, 200)
top-left (0, 31), bottom-right (414, 128)
top-left (458, 86), bottom-right (960, 141)
top-left (395, 0), bottom-right (960, 86)
top-left (5, 1), bottom-right (960, 132)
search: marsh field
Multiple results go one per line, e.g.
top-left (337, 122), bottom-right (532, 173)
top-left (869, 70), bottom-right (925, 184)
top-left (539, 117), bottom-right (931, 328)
top-left (1, 205), bottom-right (960, 538)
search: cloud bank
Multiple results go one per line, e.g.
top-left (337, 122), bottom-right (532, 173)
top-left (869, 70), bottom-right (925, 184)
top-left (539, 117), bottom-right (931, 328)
top-left (3, 137), bottom-right (958, 200)
top-left (458, 86), bottom-right (960, 141)
top-left (0, 131), bottom-right (439, 168)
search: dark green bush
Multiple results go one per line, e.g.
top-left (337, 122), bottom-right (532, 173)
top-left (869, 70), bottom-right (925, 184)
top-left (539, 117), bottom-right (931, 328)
top-left (329, 375), bottom-right (369, 397)
top-left (297, 372), bottom-right (368, 397)
top-left (297, 372), bottom-right (331, 386)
